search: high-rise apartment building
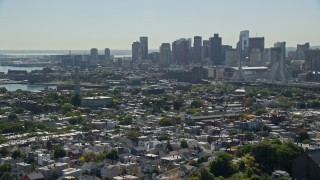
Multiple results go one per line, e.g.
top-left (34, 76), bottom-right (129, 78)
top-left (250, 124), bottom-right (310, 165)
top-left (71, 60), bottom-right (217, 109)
top-left (202, 40), bottom-right (211, 59)
top-left (210, 34), bottom-right (223, 65)
top-left (90, 48), bottom-right (98, 67)
top-left (225, 49), bottom-right (238, 67)
top-left (104, 48), bottom-right (111, 65)
top-left (296, 43), bottom-right (310, 60)
top-left (172, 39), bottom-right (189, 65)
top-left (305, 49), bottom-right (320, 71)
top-left (193, 36), bottom-right (202, 64)
top-left (132, 41), bottom-right (142, 62)
top-left (160, 43), bottom-right (172, 67)
top-left (140, 37), bottom-right (148, 60)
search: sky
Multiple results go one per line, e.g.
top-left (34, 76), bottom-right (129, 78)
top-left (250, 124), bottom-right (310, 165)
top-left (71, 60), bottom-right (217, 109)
top-left (0, 0), bottom-right (320, 50)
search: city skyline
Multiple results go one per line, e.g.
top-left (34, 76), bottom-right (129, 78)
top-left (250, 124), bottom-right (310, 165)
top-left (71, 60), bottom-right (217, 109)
top-left (0, 0), bottom-right (320, 50)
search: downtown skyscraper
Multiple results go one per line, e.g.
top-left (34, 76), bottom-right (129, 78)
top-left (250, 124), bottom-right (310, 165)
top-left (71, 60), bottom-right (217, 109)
top-left (193, 36), bottom-right (202, 64)
top-left (210, 34), bottom-right (223, 65)
top-left (140, 37), bottom-right (148, 60)
top-left (160, 43), bottom-right (172, 67)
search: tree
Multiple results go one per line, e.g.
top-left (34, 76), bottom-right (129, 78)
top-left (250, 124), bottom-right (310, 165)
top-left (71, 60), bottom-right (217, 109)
top-left (11, 150), bottom-right (21, 159)
top-left (180, 140), bottom-right (188, 149)
top-left (244, 131), bottom-right (255, 141)
top-left (119, 115), bottom-right (133, 125)
top-left (299, 131), bottom-right (310, 142)
top-left (0, 172), bottom-right (13, 180)
top-left (0, 147), bottom-right (9, 156)
top-left (159, 117), bottom-right (176, 126)
top-left (0, 87), bottom-right (7, 94)
top-left (209, 152), bottom-right (237, 177)
top-left (166, 140), bottom-right (173, 151)
top-left (61, 103), bottom-right (73, 114)
top-left (191, 100), bottom-right (203, 108)
top-left (53, 146), bottom-right (66, 159)
top-left (173, 101), bottom-right (183, 111)
top-left (199, 168), bottom-right (215, 180)
top-left (0, 136), bottom-right (7, 145)
top-left (106, 149), bottom-right (119, 161)
top-left (158, 135), bottom-right (170, 141)
top-left (95, 152), bottom-right (106, 162)
top-left (71, 94), bottom-right (81, 106)
top-left (13, 108), bottom-right (24, 114)
top-left (0, 164), bottom-right (11, 177)
top-left (7, 113), bottom-right (18, 121)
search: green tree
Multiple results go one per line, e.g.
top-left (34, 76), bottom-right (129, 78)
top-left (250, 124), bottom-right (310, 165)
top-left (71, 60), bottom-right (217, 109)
top-left (13, 108), bottom-right (24, 114)
top-left (0, 87), bottom-right (7, 94)
top-left (7, 113), bottom-right (18, 121)
top-left (180, 140), bottom-right (188, 149)
top-left (158, 135), bottom-right (170, 141)
top-left (61, 103), bottom-right (73, 114)
top-left (191, 100), bottom-right (203, 108)
top-left (159, 117), bottom-right (176, 126)
top-left (276, 142), bottom-right (304, 172)
top-left (71, 94), bottom-right (81, 106)
top-left (0, 147), bottom-right (9, 156)
top-left (95, 152), bottom-right (106, 162)
top-left (0, 172), bottom-right (13, 180)
top-left (106, 149), bottom-right (119, 161)
top-left (199, 168), bottom-right (215, 180)
top-left (53, 146), bottom-right (66, 159)
top-left (68, 116), bottom-right (84, 125)
top-left (166, 140), bottom-right (173, 151)
top-left (0, 136), bottom-right (7, 145)
top-left (173, 101), bottom-right (183, 111)
top-left (299, 131), bottom-right (310, 142)
top-left (11, 150), bottom-right (21, 159)
top-left (119, 115), bottom-right (133, 125)
top-left (210, 152), bottom-right (237, 178)
top-left (0, 164), bottom-right (11, 177)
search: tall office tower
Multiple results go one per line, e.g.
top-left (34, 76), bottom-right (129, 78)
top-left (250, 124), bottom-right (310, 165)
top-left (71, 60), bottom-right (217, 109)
top-left (202, 40), bottom-right (211, 59)
top-left (172, 38), bottom-right (189, 65)
top-left (305, 50), bottom-right (320, 71)
top-left (222, 45), bottom-right (232, 65)
top-left (140, 37), bottom-right (148, 60)
top-left (210, 34), bottom-right (223, 65)
top-left (250, 48), bottom-right (262, 66)
top-left (274, 42), bottom-right (286, 63)
top-left (159, 43), bottom-right (172, 67)
top-left (132, 41), bottom-right (142, 62)
top-left (193, 36), bottom-right (202, 64)
top-left (263, 48), bottom-right (272, 64)
top-left (239, 30), bottom-right (250, 56)
top-left (249, 37), bottom-right (264, 54)
top-left (296, 43), bottom-right (310, 60)
top-left (270, 42), bottom-right (288, 81)
top-left (90, 48), bottom-right (99, 67)
top-left (225, 49), bottom-right (238, 67)
top-left (248, 37), bottom-right (264, 66)
top-left (104, 48), bottom-right (111, 65)
top-left (74, 67), bottom-right (80, 95)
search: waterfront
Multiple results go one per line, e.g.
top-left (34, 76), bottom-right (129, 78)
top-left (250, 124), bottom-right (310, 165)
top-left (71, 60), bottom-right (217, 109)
top-left (0, 66), bottom-right (44, 74)
top-left (0, 83), bottom-right (56, 91)
top-left (0, 66), bottom-right (54, 91)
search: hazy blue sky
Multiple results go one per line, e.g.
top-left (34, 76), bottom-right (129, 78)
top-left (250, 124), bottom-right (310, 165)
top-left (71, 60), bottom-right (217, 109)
top-left (0, 0), bottom-right (319, 50)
